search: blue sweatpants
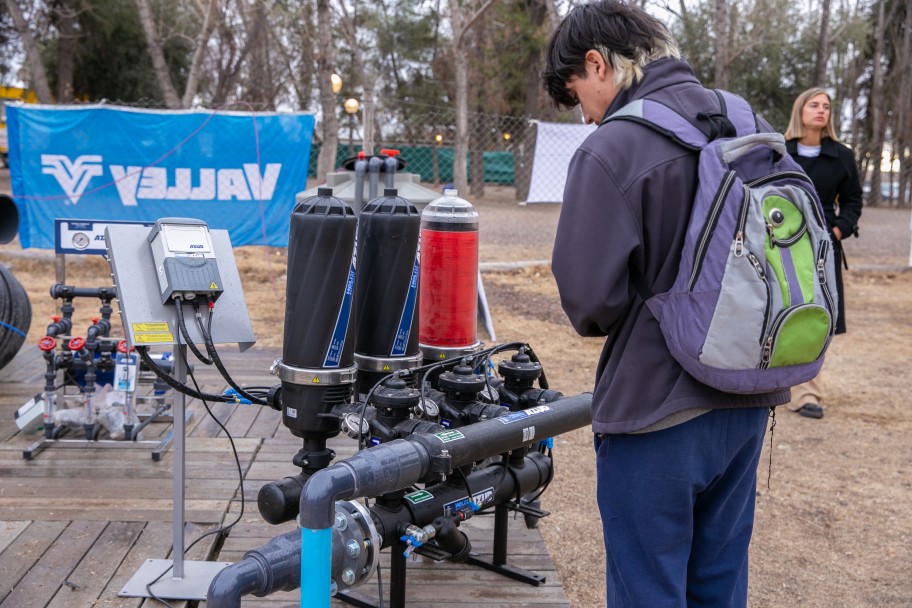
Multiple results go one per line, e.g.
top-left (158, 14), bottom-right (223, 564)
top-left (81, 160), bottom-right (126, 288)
top-left (594, 407), bottom-right (769, 608)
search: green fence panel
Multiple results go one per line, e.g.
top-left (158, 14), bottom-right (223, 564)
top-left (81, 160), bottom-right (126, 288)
top-left (308, 144), bottom-right (514, 186)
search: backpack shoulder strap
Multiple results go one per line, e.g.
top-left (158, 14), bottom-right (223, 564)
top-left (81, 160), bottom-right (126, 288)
top-left (600, 98), bottom-right (709, 151)
top-left (715, 90), bottom-right (758, 137)
top-left (601, 89), bottom-right (759, 149)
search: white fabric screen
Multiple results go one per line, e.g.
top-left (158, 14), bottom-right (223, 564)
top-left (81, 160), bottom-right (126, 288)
top-left (523, 121), bottom-right (596, 204)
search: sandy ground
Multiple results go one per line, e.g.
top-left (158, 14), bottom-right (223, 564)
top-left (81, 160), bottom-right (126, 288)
top-left (2, 170), bottom-right (912, 607)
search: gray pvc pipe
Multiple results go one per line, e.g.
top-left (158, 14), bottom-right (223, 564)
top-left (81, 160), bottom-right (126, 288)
top-left (353, 159), bottom-right (367, 214)
top-left (207, 530), bottom-right (301, 608)
top-left (367, 156), bottom-right (383, 200)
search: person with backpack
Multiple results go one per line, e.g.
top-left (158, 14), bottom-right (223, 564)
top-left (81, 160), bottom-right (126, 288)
top-left (784, 88), bottom-right (863, 419)
top-left (541, 2), bottom-right (836, 606)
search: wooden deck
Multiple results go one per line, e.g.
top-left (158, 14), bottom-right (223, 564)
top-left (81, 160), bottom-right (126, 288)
top-left (0, 345), bottom-right (570, 607)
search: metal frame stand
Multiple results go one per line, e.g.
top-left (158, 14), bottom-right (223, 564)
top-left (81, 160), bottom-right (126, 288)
top-left (337, 505), bottom-right (544, 608)
top-left (118, 345), bottom-right (230, 600)
top-left (22, 393), bottom-right (186, 462)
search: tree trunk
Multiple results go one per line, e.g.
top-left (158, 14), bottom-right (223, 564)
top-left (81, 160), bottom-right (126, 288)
top-left (453, 48), bottom-right (470, 194)
top-left (4, 0), bottom-right (54, 103)
top-left (133, 0), bottom-right (181, 108)
top-left (895, 0), bottom-right (912, 207)
top-left (867, 0), bottom-right (887, 207)
top-left (315, 0), bottom-right (340, 182)
top-left (713, 0), bottom-right (729, 90)
top-left (182, 0), bottom-right (221, 108)
top-left (55, 0), bottom-right (79, 103)
top-left (813, 0), bottom-right (832, 86)
top-left (450, 0), bottom-right (495, 195)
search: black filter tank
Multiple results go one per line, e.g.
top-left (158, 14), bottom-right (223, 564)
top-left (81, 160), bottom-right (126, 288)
top-left (354, 188), bottom-right (422, 396)
top-left (272, 187), bottom-right (358, 440)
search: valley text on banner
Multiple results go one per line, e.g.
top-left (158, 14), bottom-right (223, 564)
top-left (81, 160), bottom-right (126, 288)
top-left (5, 104), bottom-right (315, 248)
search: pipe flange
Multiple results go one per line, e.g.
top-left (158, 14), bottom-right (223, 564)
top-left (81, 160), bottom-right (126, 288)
top-left (270, 360), bottom-right (357, 386)
top-left (336, 499), bottom-right (382, 587)
top-left (354, 352), bottom-right (423, 373)
top-left (419, 341), bottom-right (483, 363)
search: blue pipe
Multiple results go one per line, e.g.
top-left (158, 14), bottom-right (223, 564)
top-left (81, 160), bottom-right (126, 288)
top-left (300, 527), bottom-right (332, 608)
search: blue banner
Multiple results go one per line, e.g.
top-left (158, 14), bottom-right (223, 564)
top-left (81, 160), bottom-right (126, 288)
top-left (6, 104), bottom-right (314, 248)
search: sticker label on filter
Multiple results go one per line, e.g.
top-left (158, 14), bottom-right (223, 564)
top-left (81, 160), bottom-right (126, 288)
top-left (434, 429), bottom-right (465, 443)
top-left (285, 407), bottom-right (298, 419)
top-left (324, 235), bottom-right (357, 367)
top-left (391, 243), bottom-right (420, 356)
top-left (497, 405), bottom-right (551, 424)
top-left (443, 487), bottom-right (494, 516)
top-left (404, 490), bottom-right (434, 504)
top-left (522, 426), bottom-right (536, 442)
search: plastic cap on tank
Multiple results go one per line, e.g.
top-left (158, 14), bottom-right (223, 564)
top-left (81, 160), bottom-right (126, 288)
top-left (422, 189), bottom-right (479, 228)
top-left (317, 187), bottom-right (333, 196)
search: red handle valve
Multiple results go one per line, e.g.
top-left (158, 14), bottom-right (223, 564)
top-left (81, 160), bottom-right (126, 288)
top-left (380, 148), bottom-right (400, 157)
top-left (51, 315), bottom-right (61, 323)
top-left (117, 339), bottom-right (128, 353)
top-left (68, 336), bottom-right (86, 351)
top-left (357, 151), bottom-right (366, 160)
top-left (38, 336), bottom-right (57, 351)
top-left (91, 316), bottom-right (100, 324)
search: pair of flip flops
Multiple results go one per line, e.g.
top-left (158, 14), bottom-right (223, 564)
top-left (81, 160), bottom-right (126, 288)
top-left (796, 403), bottom-right (824, 419)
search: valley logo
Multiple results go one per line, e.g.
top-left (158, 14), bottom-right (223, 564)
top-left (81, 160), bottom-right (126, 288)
top-left (40, 154), bottom-right (282, 206)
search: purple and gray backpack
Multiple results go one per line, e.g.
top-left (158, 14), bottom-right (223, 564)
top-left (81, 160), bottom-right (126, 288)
top-left (604, 90), bottom-right (838, 394)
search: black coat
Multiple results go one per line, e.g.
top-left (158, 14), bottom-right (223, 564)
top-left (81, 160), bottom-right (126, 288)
top-left (785, 137), bottom-right (863, 333)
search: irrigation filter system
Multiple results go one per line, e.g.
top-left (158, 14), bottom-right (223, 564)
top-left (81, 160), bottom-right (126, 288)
top-left (105, 158), bottom-right (593, 608)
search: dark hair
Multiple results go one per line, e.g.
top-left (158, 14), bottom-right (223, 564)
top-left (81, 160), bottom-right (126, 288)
top-left (541, 0), bottom-right (680, 108)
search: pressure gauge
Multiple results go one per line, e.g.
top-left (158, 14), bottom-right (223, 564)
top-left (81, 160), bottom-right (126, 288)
top-left (71, 232), bottom-right (90, 250)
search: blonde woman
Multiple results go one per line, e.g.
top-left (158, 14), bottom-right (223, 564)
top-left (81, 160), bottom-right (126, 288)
top-left (785, 87), bottom-right (863, 418)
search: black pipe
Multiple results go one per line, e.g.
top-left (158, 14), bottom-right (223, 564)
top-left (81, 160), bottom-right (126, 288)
top-left (49, 283), bottom-right (117, 300)
top-left (300, 393), bottom-right (591, 529)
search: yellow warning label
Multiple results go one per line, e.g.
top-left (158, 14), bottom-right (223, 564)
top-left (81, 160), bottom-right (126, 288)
top-left (133, 322), bottom-right (170, 333)
top-left (134, 332), bottom-right (175, 344)
top-left (438, 353), bottom-right (446, 359)
top-left (209, 282), bottom-right (219, 289)
top-left (312, 376), bottom-right (321, 384)
top-left (383, 364), bottom-right (391, 371)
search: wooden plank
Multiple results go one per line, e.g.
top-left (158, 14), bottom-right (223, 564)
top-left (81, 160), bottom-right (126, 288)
top-left (0, 521), bottom-right (29, 555)
top-left (246, 407), bottom-right (282, 439)
top-left (91, 521), bottom-right (218, 608)
top-left (46, 521), bottom-right (144, 608)
top-left (0, 520), bottom-right (106, 608)
top-left (0, 520), bottom-right (68, 602)
top-left (94, 522), bottom-right (168, 608)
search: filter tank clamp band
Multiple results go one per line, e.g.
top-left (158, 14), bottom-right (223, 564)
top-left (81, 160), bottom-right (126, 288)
top-left (269, 359), bottom-right (358, 386)
top-left (419, 341), bottom-right (484, 362)
top-left (354, 352), bottom-right (423, 373)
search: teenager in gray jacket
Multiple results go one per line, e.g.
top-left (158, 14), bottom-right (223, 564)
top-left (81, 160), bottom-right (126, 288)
top-left (541, 2), bottom-right (789, 606)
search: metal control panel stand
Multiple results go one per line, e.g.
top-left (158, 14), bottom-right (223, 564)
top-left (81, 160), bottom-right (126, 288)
top-left (107, 222), bottom-right (255, 600)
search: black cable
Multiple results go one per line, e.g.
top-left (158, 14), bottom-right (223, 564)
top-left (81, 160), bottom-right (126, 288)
top-left (194, 301), bottom-right (268, 405)
top-left (174, 298), bottom-right (212, 365)
top-left (136, 346), bottom-right (232, 403)
top-left (358, 373), bottom-right (396, 451)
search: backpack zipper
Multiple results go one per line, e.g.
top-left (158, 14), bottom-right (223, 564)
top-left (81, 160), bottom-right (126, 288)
top-left (689, 170), bottom-right (736, 291)
top-left (747, 251), bottom-right (772, 343)
top-left (747, 171), bottom-right (827, 230)
top-left (817, 239), bottom-right (836, 334)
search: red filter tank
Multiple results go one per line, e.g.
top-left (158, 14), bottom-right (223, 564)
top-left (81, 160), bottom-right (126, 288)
top-left (419, 189), bottom-right (482, 360)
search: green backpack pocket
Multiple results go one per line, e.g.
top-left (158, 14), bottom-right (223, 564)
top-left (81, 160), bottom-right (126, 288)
top-left (763, 303), bottom-right (831, 367)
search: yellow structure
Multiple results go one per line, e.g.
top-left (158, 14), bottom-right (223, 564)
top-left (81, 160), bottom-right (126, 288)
top-left (0, 86), bottom-right (38, 167)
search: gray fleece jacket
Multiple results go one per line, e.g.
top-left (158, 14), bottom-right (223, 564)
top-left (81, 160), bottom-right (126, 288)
top-left (552, 58), bottom-right (789, 434)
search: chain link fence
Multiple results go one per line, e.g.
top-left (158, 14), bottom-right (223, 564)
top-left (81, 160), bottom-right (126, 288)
top-left (310, 101), bottom-right (555, 205)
